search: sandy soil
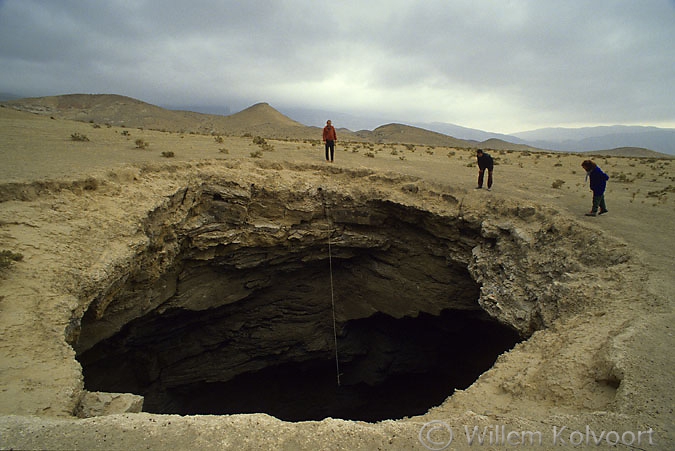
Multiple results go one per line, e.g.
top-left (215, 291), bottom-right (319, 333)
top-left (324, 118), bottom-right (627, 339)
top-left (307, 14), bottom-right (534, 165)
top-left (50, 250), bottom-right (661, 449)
top-left (0, 108), bottom-right (673, 450)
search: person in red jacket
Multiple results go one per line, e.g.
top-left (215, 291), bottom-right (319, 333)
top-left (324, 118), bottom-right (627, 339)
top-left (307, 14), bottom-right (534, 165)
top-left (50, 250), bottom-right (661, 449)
top-left (322, 120), bottom-right (337, 162)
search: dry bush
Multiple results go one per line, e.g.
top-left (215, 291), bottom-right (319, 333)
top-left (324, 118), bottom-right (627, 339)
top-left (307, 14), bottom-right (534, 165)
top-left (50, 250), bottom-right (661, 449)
top-left (70, 132), bottom-right (89, 142)
top-left (0, 250), bottom-right (23, 270)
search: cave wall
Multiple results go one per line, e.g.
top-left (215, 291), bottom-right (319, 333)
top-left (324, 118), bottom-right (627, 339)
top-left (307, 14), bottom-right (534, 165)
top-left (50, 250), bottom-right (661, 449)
top-left (75, 177), bottom-right (491, 404)
top-left (73, 168), bottom-right (631, 416)
top-left (75, 179), bottom-right (484, 355)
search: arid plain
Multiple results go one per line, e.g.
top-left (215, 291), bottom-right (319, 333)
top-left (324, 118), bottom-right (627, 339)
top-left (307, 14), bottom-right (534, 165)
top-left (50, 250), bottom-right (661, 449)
top-left (0, 100), bottom-right (673, 450)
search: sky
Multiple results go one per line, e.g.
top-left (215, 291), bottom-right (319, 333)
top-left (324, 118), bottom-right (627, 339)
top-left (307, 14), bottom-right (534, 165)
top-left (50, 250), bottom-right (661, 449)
top-left (0, 0), bottom-right (674, 133)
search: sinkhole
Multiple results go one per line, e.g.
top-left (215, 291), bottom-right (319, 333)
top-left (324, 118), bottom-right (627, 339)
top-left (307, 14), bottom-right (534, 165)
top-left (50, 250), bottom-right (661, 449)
top-left (74, 182), bottom-right (526, 422)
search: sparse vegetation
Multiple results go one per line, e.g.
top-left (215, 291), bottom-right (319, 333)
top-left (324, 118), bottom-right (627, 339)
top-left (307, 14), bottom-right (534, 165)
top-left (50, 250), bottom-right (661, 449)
top-left (214, 135), bottom-right (224, 144)
top-left (250, 150), bottom-right (263, 158)
top-left (70, 132), bottom-right (89, 142)
top-left (552, 179), bottom-right (565, 189)
top-left (646, 185), bottom-right (674, 200)
top-left (161, 151), bottom-right (175, 158)
top-left (611, 172), bottom-right (635, 183)
top-left (252, 136), bottom-right (274, 152)
top-left (135, 139), bottom-right (149, 149)
top-left (0, 250), bottom-right (23, 270)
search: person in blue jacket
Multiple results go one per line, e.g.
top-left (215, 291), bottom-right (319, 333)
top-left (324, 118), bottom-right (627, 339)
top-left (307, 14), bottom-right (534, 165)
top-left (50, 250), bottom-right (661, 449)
top-left (581, 160), bottom-right (609, 216)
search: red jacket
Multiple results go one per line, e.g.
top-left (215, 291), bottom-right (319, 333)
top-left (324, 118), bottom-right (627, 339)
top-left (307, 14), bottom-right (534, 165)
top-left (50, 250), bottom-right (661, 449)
top-left (323, 125), bottom-right (337, 141)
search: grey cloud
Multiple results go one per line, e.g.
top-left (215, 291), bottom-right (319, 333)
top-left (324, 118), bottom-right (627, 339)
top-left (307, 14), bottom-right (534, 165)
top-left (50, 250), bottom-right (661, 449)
top-left (0, 0), bottom-right (673, 131)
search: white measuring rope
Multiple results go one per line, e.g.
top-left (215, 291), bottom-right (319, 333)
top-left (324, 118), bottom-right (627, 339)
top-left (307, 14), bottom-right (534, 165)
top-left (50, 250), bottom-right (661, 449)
top-left (320, 190), bottom-right (341, 387)
top-left (327, 223), bottom-right (341, 386)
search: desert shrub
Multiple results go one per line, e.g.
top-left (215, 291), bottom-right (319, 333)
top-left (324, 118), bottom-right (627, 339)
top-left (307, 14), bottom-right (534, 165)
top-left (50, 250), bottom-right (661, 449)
top-left (161, 151), bottom-right (175, 158)
top-left (552, 179), bottom-right (565, 189)
top-left (70, 132), bottom-right (89, 142)
top-left (121, 130), bottom-right (130, 136)
top-left (252, 136), bottom-right (266, 146)
top-left (365, 152), bottom-right (375, 158)
top-left (447, 151), bottom-right (456, 158)
top-left (425, 150), bottom-right (434, 155)
top-left (390, 149), bottom-right (399, 156)
top-left (554, 162), bottom-right (563, 167)
top-left (0, 250), bottom-right (23, 270)
top-left (219, 148), bottom-right (229, 154)
top-left (250, 150), bottom-right (263, 158)
top-left (611, 172), bottom-right (634, 183)
top-left (214, 135), bottom-right (224, 144)
top-left (135, 139), bottom-right (149, 149)
top-left (404, 144), bottom-right (415, 151)
top-left (647, 185), bottom-right (675, 199)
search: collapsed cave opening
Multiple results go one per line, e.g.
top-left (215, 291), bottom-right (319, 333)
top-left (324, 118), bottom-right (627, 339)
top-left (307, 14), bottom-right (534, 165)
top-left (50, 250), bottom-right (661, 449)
top-left (74, 181), bottom-right (524, 422)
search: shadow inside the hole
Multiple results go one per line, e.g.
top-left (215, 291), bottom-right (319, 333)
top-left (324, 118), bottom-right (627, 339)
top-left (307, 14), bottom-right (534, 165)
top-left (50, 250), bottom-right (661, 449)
top-left (141, 310), bottom-right (520, 422)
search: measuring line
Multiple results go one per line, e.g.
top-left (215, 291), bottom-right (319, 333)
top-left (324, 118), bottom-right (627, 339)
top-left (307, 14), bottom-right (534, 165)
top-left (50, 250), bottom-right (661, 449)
top-left (319, 188), bottom-right (341, 387)
top-left (327, 224), bottom-right (341, 387)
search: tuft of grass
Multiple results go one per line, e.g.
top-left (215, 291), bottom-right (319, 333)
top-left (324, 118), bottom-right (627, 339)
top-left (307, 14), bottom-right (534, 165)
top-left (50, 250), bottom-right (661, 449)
top-left (552, 179), bottom-right (566, 189)
top-left (135, 139), bottom-right (149, 149)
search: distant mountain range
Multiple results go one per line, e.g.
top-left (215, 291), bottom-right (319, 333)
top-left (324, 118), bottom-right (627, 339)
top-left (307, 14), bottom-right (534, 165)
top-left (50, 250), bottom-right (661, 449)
top-left (508, 126), bottom-right (675, 155)
top-left (280, 106), bottom-right (675, 156)
top-left (2, 93), bottom-right (673, 157)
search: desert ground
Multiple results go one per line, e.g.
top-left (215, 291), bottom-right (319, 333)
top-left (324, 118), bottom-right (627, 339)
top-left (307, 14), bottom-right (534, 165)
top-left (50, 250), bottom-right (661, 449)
top-left (0, 105), bottom-right (673, 450)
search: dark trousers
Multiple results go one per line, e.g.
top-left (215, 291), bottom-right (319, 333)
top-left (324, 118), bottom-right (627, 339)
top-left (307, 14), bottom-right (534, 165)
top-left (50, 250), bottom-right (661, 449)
top-left (478, 168), bottom-right (493, 188)
top-left (325, 140), bottom-right (335, 161)
top-left (591, 194), bottom-right (607, 213)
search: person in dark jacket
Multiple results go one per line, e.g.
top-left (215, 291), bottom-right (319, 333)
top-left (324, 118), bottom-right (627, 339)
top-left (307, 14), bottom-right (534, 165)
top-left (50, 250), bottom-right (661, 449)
top-left (475, 149), bottom-right (494, 190)
top-left (581, 160), bottom-right (609, 216)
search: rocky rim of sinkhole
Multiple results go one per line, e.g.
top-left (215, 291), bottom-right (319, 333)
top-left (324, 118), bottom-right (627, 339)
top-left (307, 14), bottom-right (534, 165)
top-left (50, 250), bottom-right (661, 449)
top-left (57, 161), bottom-right (632, 421)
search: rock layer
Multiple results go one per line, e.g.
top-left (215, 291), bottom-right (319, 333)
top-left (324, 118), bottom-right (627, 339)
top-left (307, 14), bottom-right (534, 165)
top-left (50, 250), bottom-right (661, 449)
top-left (67, 162), bottom-right (631, 419)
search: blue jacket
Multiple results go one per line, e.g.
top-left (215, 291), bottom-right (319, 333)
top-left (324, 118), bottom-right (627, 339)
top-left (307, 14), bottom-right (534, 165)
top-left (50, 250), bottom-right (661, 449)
top-left (588, 166), bottom-right (609, 196)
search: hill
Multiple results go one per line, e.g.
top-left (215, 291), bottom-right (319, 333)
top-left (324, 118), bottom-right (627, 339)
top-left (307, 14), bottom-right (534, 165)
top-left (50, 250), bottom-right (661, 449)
top-left (512, 125), bottom-right (675, 155)
top-left (0, 94), bottom-right (527, 150)
top-left (583, 147), bottom-right (673, 159)
top-left (3, 94), bottom-right (668, 157)
top-left (353, 123), bottom-right (472, 147)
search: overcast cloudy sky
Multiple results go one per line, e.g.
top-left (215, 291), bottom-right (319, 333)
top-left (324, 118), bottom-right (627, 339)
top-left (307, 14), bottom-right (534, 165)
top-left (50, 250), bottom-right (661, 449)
top-left (1, 0), bottom-right (673, 133)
